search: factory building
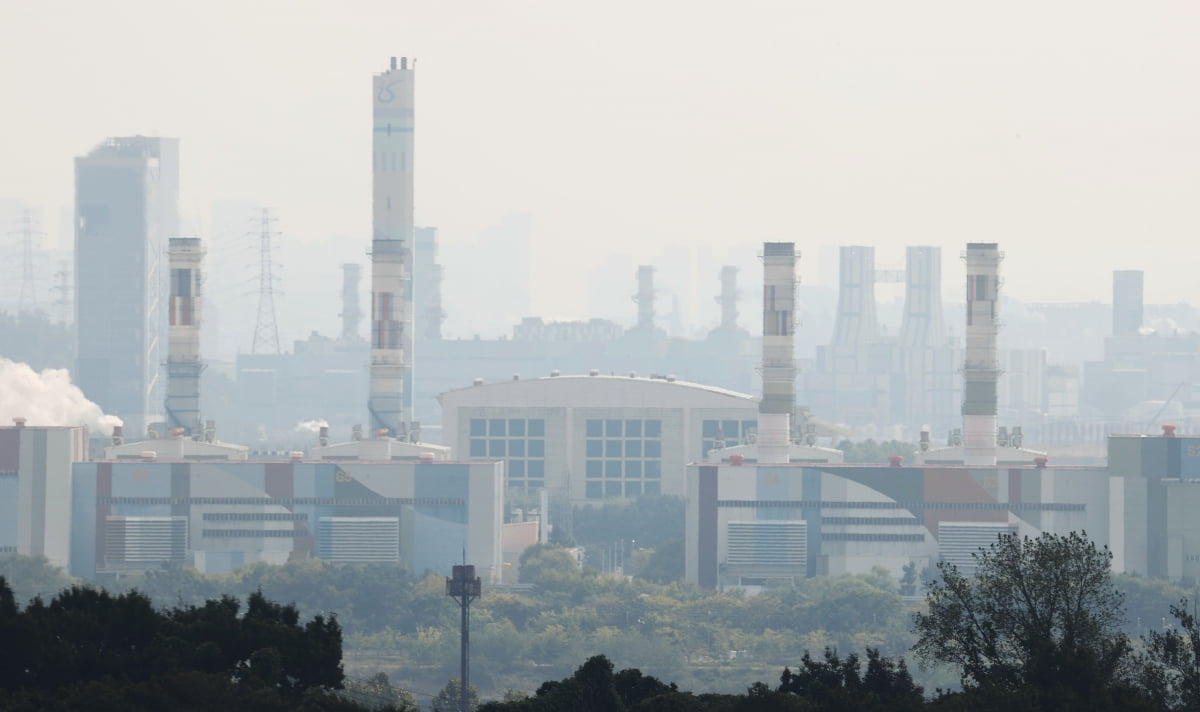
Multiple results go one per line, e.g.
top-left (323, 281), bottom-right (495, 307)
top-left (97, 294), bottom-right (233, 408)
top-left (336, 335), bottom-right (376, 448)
top-left (0, 421), bottom-right (88, 569)
top-left (75, 136), bottom-right (180, 434)
top-left (685, 458), bottom-right (1108, 589)
top-left (439, 374), bottom-right (759, 500)
top-left (70, 457), bottom-right (503, 581)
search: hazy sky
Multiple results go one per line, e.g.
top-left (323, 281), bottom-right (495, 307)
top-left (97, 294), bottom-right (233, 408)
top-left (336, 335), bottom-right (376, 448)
top-left (2, 0), bottom-right (1199, 319)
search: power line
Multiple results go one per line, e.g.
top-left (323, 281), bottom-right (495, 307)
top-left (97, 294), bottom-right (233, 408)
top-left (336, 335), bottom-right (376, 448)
top-left (12, 208), bottom-right (45, 314)
top-left (251, 208), bottom-right (281, 354)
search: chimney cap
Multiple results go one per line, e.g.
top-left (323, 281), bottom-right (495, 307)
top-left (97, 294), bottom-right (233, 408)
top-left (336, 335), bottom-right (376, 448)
top-left (888, 455), bottom-right (904, 467)
top-left (12, 417), bottom-right (26, 427)
top-left (1163, 424), bottom-right (1178, 437)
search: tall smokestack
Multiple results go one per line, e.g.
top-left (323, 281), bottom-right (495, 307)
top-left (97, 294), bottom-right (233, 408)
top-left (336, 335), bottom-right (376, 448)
top-left (832, 246), bottom-right (879, 350)
top-left (759, 242), bottom-right (797, 464)
top-left (962, 242), bottom-right (1002, 466)
top-left (1112, 270), bottom-right (1144, 337)
top-left (634, 265), bottom-right (655, 330)
top-left (900, 246), bottom-right (946, 348)
top-left (370, 56), bottom-right (416, 438)
top-left (717, 265), bottom-right (739, 331)
top-left (340, 263), bottom-right (362, 342)
top-left (165, 237), bottom-right (204, 436)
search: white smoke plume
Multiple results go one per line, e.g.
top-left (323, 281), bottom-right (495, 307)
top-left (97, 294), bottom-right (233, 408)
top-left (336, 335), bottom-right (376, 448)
top-left (0, 357), bottom-right (123, 435)
top-left (294, 419), bottom-right (329, 433)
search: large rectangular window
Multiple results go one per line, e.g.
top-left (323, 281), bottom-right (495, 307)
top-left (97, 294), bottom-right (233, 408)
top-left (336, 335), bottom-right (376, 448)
top-left (582, 418), bottom-right (663, 500)
top-left (476, 418), bottom-right (545, 496)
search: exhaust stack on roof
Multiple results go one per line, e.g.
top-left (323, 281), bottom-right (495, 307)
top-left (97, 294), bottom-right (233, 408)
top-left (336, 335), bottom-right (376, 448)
top-left (165, 237), bottom-right (204, 436)
top-left (370, 57), bottom-right (416, 439)
top-left (759, 242), bottom-right (797, 464)
top-left (962, 243), bottom-right (1003, 466)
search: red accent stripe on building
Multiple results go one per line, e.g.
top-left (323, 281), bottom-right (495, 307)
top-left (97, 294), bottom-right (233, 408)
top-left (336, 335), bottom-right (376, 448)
top-left (698, 466), bottom-right (719, 589)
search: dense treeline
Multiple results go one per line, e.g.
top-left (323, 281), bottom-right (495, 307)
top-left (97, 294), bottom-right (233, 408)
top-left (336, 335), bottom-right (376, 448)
top-left (0, 576), bottom-right (381, 711)
top-left (5, 529), bottom-right (1200, 708)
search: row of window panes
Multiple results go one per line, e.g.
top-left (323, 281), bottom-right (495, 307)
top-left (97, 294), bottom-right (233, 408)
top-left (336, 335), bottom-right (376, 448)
top-left (585, 439), bottom-right (661, 458)
top-left (585, 460), bottom-right (661, 479)
top-left (507, 460), bottom-right (545, 478)
top-left (469, 418), bottom-right (545, 437)
top-left (469, 438), bottom-right (545, 458)
top-left (702, 419), bottom-right (758, 439)
top-left (585, 419), bottom-right (661, 438)
top-left (586, 481), bottom-right (661, 499)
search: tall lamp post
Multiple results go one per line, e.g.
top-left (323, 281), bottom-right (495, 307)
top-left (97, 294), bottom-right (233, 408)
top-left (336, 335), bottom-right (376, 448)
top-left (446, 564), bottom-right (482, 712)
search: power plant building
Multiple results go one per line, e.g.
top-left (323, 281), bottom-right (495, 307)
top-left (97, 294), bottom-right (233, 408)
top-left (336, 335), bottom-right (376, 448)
top-left (0, 422), bottom-right (88, 570)
top-left (70, 457), bottom-right (503, 581)
top-left (439, 374), bottom-right (760, 500)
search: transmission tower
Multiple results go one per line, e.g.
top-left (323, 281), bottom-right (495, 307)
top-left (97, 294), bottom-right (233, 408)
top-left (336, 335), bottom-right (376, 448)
top-left (251, 208), bottom-right (281, 354)
top-left (51, 260), bottom-right (72, 325)
top-left (13, 208), bottom-right (44, 314)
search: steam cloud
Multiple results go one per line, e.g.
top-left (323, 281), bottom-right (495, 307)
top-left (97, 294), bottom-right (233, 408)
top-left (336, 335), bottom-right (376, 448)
top-left (294, 419), bottom-right (329, 433)
top-left (0, 358), bottom-right (123, 435)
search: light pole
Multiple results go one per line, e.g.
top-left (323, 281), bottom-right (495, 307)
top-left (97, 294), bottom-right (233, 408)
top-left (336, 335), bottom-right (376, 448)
top-left (446, 564), bottom-right (481, 712)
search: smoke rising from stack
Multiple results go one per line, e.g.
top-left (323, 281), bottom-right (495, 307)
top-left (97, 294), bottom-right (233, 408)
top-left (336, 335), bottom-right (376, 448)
top-left (0, 357), bottom-right (123, 434)
top-left (294, 419), bottom-right (329, 433)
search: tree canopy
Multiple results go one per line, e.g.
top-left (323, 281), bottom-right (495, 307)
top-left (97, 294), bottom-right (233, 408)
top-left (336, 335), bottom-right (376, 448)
top-left (0, 576), bottom-right (368, 712)
top-left (912, 531), bottom-right (1139, 710)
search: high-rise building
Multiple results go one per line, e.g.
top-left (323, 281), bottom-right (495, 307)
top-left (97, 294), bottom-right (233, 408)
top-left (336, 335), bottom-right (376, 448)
top-left (75, 136), bottom-right (180, 434)
top-left (1113, 270), bottom-right (1144, 337)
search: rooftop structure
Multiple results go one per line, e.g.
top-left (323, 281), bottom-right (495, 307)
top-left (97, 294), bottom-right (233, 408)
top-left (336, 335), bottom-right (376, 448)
top-left (370, 56), bottom-right (416, 440)
top-left (962, 243), bottom-right (1003, 466)
top-left (165, 237), bottom-right (204, 435)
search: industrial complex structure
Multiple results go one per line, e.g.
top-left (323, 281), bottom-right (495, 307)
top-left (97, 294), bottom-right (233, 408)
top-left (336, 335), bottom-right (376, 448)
top-left (9, 54), bottom-right (1200, 596)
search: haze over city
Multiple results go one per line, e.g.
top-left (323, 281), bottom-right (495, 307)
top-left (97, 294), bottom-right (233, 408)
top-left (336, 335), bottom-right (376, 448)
top-left (3, 0), bottom-right (1200, 346)
top-left (6, 3), bottom-right (1200, 710)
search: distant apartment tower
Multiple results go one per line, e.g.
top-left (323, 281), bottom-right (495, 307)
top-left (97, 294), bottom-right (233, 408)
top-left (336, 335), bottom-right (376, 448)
top-left (1113, 270), bottom-right (1144, 336)
top-left (75, 137), bottom-right (180, 433)
top-left (414, 226), bottom-right (444, 342)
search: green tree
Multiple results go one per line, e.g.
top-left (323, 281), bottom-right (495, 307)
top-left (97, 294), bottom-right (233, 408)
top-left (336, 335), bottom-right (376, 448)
top-left (912, 531), bottom-right (1138, 710)
top-left (0, 554), bottom-right (76, 606)
top-left (341, 672), bottom-right (419, 711)
top-left (517, 545), bottom-right (579, 585)
top-left (777, 647), bottom-right (923, 711)
top-left (1140, 597), bottom-right (1200, 711)
top-left (432, 677), bottom-right (480, 712)
top-left (631, 538), bottom-right (684, 584)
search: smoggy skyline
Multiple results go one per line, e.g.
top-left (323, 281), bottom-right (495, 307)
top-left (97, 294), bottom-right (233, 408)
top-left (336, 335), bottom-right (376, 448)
top-left (2, 0), bottom-right (1199, 321)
